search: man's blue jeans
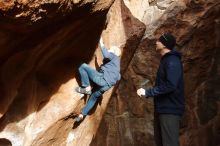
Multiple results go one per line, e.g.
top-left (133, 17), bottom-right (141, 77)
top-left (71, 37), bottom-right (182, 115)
top-left (78, 63), bottom-right (111, 115)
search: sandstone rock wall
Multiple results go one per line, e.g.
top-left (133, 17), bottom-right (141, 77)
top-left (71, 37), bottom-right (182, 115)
top-left (92, 0), bottom-right (220, 146)
top-left (0, 0), bottom-right (220, 146)
top-left (0, 0), bottom-right (118, 146)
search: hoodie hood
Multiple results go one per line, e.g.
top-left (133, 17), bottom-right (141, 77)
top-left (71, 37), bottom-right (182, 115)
top-left (165, 48), bottom-right (182, 59)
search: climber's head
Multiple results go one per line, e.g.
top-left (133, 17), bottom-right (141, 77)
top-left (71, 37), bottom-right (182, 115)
top-left (109, 46), bottom-right (121, 57)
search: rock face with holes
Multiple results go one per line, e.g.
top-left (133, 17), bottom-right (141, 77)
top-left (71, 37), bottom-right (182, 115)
top-left (92, 0), bottom-right (220, 146)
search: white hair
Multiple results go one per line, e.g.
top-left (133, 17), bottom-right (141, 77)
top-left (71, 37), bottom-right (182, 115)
top-left (110, 46), bottom-right (121, 57)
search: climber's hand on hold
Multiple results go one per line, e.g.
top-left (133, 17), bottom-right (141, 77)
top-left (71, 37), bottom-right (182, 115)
top-left (99, 37), bottom-right (104, 48)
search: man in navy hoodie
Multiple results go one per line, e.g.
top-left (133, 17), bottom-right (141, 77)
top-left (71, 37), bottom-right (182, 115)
top-left (137, 33), bottom-right (184, 146)
top-left (75, 37), bottom-right (121, 122)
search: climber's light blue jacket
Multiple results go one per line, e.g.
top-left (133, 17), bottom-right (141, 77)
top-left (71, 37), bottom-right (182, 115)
top-left (100, 46), bottom-right (121, 86)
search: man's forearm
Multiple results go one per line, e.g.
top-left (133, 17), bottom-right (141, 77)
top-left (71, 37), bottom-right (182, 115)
top-left (145, 84), bottom-right (176, 97)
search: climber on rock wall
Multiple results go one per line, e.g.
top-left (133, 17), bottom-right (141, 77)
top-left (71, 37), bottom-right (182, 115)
top-left (74, 37), bottom-right (121, 122)
top-left (137, 33), bottom-right (185, 146)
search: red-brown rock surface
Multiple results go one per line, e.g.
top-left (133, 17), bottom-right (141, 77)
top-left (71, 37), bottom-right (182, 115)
top-left (92, 0), bottom-right (220, 146)
top-left (0, 0), bottom-right (117, 145)
top-left (0, 0), bottom-right (220, 146)
top-left (0, 0), bottom-right (145, 145)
